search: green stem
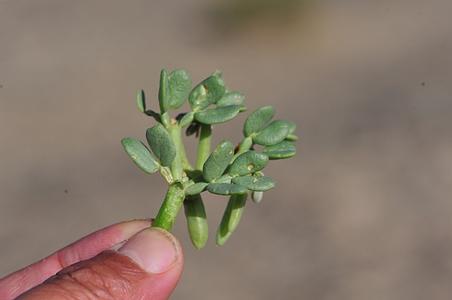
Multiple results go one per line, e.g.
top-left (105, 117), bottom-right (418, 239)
top-left (152, 183), bottom-right (185, 231)
top-left (168, 123), bottom-right (192, 179)
top-left (195, 125), bottom-right (212, 170)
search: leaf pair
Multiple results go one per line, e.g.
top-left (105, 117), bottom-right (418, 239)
top-left (244, 106), bottom-right (296, 145)
top-left (243, 106), bottom-right (297, 159)
top-left (121, 123), bottom-right (176, 175)
top-left (188, 73), bottom-right (244, 125)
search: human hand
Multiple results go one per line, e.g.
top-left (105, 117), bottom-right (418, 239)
top-left (0, 220), bottom-right (184, 300)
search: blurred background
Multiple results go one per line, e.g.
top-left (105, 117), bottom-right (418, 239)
top-left (1, 0), bottom-right (452, 299)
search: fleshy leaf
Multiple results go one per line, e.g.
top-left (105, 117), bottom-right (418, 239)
top-left (253, 120), bottom-right (295, 146)
top-left (216, 194), bottom-right (247, 246)
top-left (121, 138), bottom-right (159, 174)
top-left (146, 123), bottom-right (176, 167)
top-left (185, 182), bottom-right (209, 196)
top-left (232, 175), bottom-right (275, 191)
top-left (262, 141), bottom-right (296, 159)
top-left (285, 134), bottom-right (298, 141)
top-left (217, 91), bottom-right (245, 107)
top-left (184, 195), bottom-right (208, 249)
top-left (158, 69), bottom-right (169, 112)
top-left (203, 140), bottom-right (235, 182)
top-left (189, 74), bottom-right (226, 110)
top-left (194, 105), bottom-right (241, 125)
top-left (179, 112), bottom-right (194, 128)
top-left (229, 151), bottom-right (269, 176)
top-left (243, 106), bottom-right (275, 137)
top-left (167, 69), bottom-right (191, 109)
top-left (136, 90), bottom-right (146, 113)
top-left (207, 183), bottom-right (247, 195)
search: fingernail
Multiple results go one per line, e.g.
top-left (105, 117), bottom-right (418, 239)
top-left (118, 228), bottom-right (179, 274)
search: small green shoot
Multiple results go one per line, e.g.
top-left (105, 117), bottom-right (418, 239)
top-left (121, 69), bottom-right (298, 249)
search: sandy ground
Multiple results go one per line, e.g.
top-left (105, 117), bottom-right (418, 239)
top-left (1, 0), bottom-right (452, 299)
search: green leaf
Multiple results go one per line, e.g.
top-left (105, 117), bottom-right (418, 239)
top-left (216, 194), bottom-right (247, 246)
top-left (217, 91), bottom-right (245, 107)
top-left (253, 120), bottom-right (295, 146)
top-left (185, 182), bottom-right (209, 196)
top-left (189, 74), bottom-right (226, 110)
top-left (194, 105), bottom-right (241, 125)
top-left (244, 106), bottom-right (275, 137)
top-left (203, 140), bottom-right (235, 182)
top-left (167, 69), bottom-right (191, 109)
top-left (184, 195), bottom-right (208, 249)
top-left (144, 109), bottom-right (160, 121)
top-left (136, 90), bottom-right (146, 113)
top-left (262, 140), bottom-right (296, 159)
top-left (146, 123), bottom-right (176, 167)
top-left (158, 69), bottom-right (169, 112)
top-left (232, 175), bottom-right (275, 191)
top-left (121, 138), bottom-right (159, 174)
top-left (179, 112), bottom-right (194, 128)
top-left (215, 174), bottom-right (232, 184)
top-left (251, 191), bottom-right (264, 204)
top-left (287, 121), bottom-right (297, 134)
top-left (229, 151), bottom-right (269, 176)
top-left (285, 134), bottom-right (298, 141)
top-left (207, 183), bottom-right (247, 195)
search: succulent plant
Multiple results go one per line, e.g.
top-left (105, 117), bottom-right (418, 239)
top-left (121, 69), bottom-right (297, 249)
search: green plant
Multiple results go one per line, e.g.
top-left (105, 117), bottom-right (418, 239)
top-left (121, 69), bottom-right (297, 248)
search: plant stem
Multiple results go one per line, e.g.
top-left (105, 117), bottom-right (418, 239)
top-left (168, 123), bottom-right (192, 179)
top-left (152, 182), bottom-right (185, 231)
top-left (195, 125), bottom-right (212, 170)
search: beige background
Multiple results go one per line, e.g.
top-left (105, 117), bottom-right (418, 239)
top-left (1, 0), bottom-right (452, 299)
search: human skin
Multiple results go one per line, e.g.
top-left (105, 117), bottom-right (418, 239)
top-left (0, 220), bottom-right (184, 300)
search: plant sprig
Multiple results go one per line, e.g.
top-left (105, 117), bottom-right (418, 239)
top-left (122, 69), bottom-right (297, 249)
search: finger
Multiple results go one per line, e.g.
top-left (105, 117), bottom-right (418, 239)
top-left (17, 228), bottom-right (184, 300)
top-left (0, 219), bottom-right (150, 300)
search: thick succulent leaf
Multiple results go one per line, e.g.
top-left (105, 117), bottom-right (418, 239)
top-left (194, 105), bottom-right (241, 125)
top-left (121, 138), bottom-right (159, 174)
top-left (229, 151), bottom-right (269, 176)
top-left (251, 191), bottom-right (264, 204)
top-left (158, 69), bottom-right (169, 112)
top-left (262, 140), bottom-right (296, 159)
top-left (136, 90), bottom-right (146, 113)
top-left (189, 74), bottom-right (226, 110)
top-left (215, 174), bottom-right (232, 184)
top-left (253, 120), bottom-right (295, 146)
top-left (184, 195), bottom-right (208, 249)
top-left (207, 183), bottom-right (247, 195)
top-left (287, 121), bottom-right (297, 134)
top-left (146, 124), bottom-right (176, 167)
top-left (285, 134), bottom-right (298, 141)
top-left (216, 194), bottom-right (247, 246)
top-left (179, 112), bottom-right (194, 128)
top-left (232, 175), bottom-right (275, 191)
top-left (185, 182), bottom-right (209, 196)
top-left (203, 140), bottom-right (235, 182)
top-left (217, 91), bottom-right (245, 107)
top-left (243, 106), bottom-right (275, 137)
top-left (167, 69), bottom-right (191, 109)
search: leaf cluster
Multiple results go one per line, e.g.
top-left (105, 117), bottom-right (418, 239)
top-left (122, 69), bottom-right (297, 248)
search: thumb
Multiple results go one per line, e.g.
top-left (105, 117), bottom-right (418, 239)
top-left (18, 228), bottom-right (184, 300)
